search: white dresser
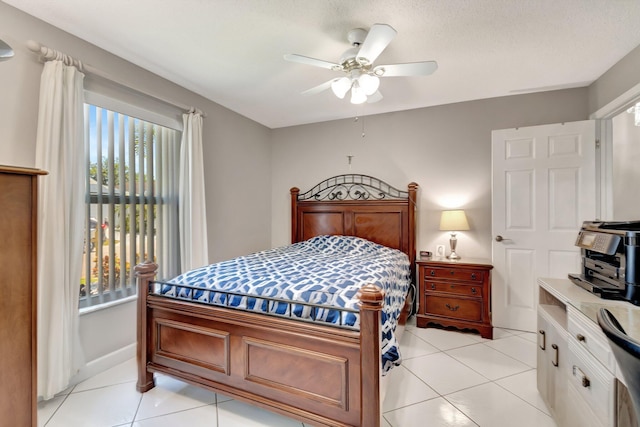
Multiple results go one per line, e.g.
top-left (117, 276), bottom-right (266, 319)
top-left (537, 278), bottom-right (640, 427)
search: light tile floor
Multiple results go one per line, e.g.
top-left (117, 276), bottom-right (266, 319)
top-left (38, 318), bottom-right (557, 427)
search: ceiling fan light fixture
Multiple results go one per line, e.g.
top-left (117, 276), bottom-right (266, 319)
top-left (350, 82), bottom-right (367, 104)
top-left (358, 73), bottom-right (380, 96)
top-left (331, 77), bottom-right (352, 99)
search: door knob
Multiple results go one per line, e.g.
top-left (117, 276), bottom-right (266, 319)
top-left (495, 235), bottom-right (504, 242)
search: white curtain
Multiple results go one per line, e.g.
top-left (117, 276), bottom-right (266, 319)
top-left (179, 110), bottom-right (209, 271)
top-left (35, 60), bottom-right (86, 400)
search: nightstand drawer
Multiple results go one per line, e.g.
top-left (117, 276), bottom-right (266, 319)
top-left (424, 295), bottom-right (482, 321)
top-left (422, 266), bottom-right (484, 282)
top-left (424, 280), bottom-right (482, 297)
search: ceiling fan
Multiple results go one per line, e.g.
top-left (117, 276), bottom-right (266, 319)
top-left (284, 23), bottom-right (437, 104)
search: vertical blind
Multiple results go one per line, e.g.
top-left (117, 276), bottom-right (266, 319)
top-left (80, 104), bottom-right (180, 308)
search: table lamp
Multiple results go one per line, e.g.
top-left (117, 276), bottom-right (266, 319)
top-left (439, 210), bottom-right (470, 260)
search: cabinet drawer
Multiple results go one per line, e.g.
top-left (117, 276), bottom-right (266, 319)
top-left (425, 280), bottom-right (482, 297)
top-left (567, 339), bottom-right (616, 427)
top-left (422, 266), bottom-right (484, 282)
top-left (567, 306), bottom-right (617, 372)
top-left (424, 295), bottom-right (482, 321)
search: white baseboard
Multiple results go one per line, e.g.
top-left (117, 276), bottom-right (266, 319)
top-left (68, 343), bottom-right (136, 387)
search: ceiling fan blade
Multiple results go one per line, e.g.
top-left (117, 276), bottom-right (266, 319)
top-left (367, 91), bottom-right (383, 103)
top-left (0, 39), bottom-right (14, 61)
top-left (356, 24), bottom-right (397, 64)
top-left (284, 54), bottom-right (342, 70)
top-left (301, 79), bottom-right (337, 96)
top-left (373, 61), bottom-right (438, 77)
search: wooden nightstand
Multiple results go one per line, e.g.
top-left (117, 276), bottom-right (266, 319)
top-left (416, 257), bottom-right (494, 339)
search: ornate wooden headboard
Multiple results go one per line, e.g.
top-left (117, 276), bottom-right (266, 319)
top-left (290, 174), bottom-right (418, 269)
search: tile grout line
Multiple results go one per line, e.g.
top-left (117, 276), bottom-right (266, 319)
top-left (130, 388), bottom-right (144, 426)
top-left (491, 374), bottom-right (554, 418)
top-left (438, 395), bottom-right (482, 427)
top-left (41, 384), bottom-right (77, 427)
top-left (442, 340), bottom-right (532, 381)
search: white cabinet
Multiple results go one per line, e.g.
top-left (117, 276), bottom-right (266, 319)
top-left (537, 305), bottom-right (568, 424)
top-left (537, 278), bottom-right (639, 427)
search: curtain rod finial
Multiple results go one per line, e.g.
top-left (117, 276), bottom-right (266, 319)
top-left (26, 40), bottom-right (42, 54)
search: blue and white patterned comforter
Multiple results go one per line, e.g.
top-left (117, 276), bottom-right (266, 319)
top-left (161, 235), bottom-right (411, 374)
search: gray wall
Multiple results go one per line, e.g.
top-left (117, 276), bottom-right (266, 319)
top-left (589, 44), bottom-right (640, 114)
top-left (271, 89), bottom-right (590, 260)
top-left (0, 2), bottom-right (272, 382)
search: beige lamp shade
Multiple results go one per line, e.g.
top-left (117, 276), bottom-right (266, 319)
top-left (439, 210), bottom-right (470, 231)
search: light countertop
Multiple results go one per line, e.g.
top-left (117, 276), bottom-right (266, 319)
top-left (538, 277), bottom-right (640, 341)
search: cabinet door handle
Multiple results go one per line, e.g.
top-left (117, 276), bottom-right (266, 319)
top-left (445, 303), bottom-right (460, 311)
top-left (576, 333), bottom-right (586, 342)
top-left (538, 329), bottom-right (546, 350)
top-left (573, 366), bottom-right (590, 388)
top-left (552, 344), bottom-right (559, 367)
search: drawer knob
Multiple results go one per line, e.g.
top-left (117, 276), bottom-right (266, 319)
top-left (471, 287), bottom-right (477, 294)
top-left (576, 334), bottom-right (586, 342)
top-left (430, 270), bottom-right (436, 276)
top-left (431, 283), bottom-right (436, 290)
top-left (471, 273), bottom-right (477, 280)
top-left (445, 303), bottom-right (460, 311)
top-left (573, 366), bottom-right (591, 388)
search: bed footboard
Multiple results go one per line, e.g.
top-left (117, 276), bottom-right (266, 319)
top-left (135, 262), bottom-right (384, 427)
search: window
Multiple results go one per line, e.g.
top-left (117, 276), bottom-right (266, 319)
top-left (80, 104), bottom-right (180, 308)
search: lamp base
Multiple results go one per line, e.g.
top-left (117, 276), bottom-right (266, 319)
top-left (447, 233), bottom-right (461, 260)
top-left (447, 251), bottom-right (461, 260)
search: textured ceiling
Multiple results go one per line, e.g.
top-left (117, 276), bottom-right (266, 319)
top-left (5, 0), bottom-right (640, 128)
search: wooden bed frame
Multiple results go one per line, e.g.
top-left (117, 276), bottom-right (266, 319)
top-left (135, 175), bottom-right (418, 426)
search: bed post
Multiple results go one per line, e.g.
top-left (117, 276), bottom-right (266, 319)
top-left (135, 261), bottom-right (158, 392)
top-left (407, 182), bottom-right (418, 276)
top-left (358, 284), bottom-right (384, 427)
top-left (290, 187), bottom-right (300, 244)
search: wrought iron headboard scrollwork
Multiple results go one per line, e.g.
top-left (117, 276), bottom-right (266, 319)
top-left (296, 174), bottom-right (409, 201)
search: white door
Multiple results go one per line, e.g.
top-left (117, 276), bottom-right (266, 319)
top-left (492, 121), bottom-right (597, 331)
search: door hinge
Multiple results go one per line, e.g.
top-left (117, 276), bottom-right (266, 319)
top-left (596, 139), bottom-right (601, 149)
